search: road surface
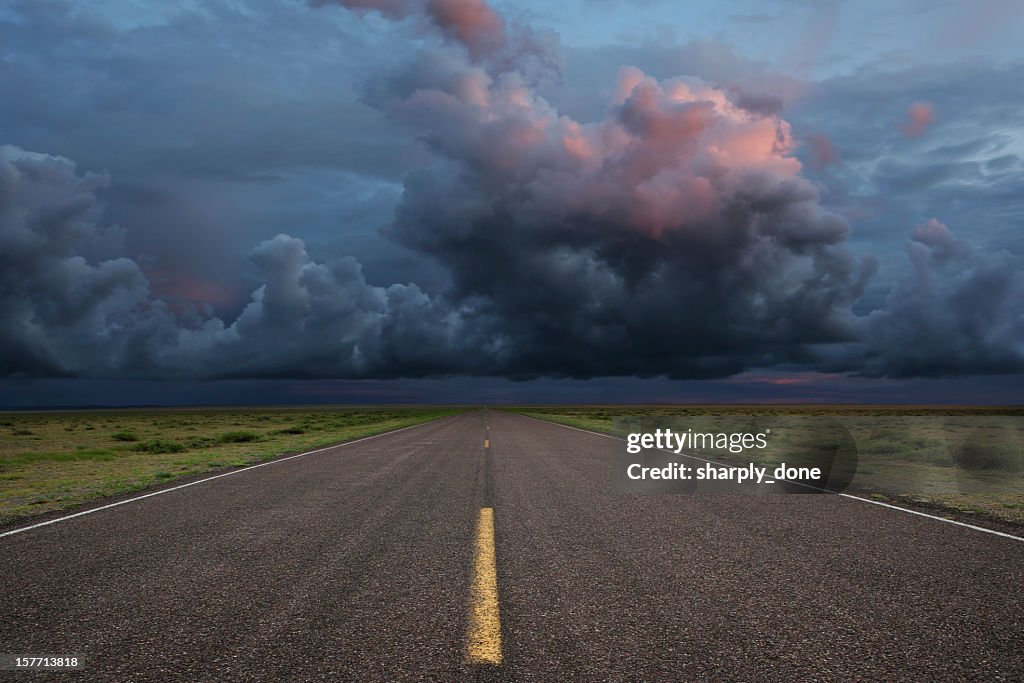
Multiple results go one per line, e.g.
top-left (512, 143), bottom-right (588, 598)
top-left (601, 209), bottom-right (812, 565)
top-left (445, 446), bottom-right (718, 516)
top-left (1, 410), bottom-right (1022, 681)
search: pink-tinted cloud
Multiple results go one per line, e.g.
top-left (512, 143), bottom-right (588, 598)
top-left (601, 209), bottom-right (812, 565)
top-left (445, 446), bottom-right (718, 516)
top-left (900, 101), bottom-right (935, 138)
top-left (313, 0), bottom-right (505, 61)
top-left (426, 0), bottom-right (505, 61)
top-left (908, 217), bottom-right (971, 266)
top-left (367, 27), bottom-right (871, 376)
top-left (382, 60), bottom-right (811, 237)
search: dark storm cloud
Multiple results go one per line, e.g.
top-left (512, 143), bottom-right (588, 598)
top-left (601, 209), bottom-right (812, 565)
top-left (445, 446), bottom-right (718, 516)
top-left (1, 0), bottom-right (1022, 383)
top-left (0, 147), bottom-right (154, 377)
top-left (377, 60), bottom-right (876, 378)
top-left (0, 0), bottom-right (437, 305)
top-left (859, 219), bottom-right (1024, 376)
top-left (0, 146), bottom-right (464, 379)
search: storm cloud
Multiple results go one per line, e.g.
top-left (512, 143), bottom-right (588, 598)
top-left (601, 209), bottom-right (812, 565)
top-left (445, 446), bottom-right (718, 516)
top-left (1, 0), bottom-right (1022, 383)
top-left (374, 53), bottom-right (877, 377)
top-left (0, 146), bottom-right (461, 379)
top-left (861, 219), bottom-right (1024, 376)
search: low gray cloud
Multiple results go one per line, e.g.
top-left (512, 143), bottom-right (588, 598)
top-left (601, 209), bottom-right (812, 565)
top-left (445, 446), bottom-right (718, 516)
top-left (860, 219), bottom-right (1024, 376)
top-left (0, 146), bottom-right (462, 379)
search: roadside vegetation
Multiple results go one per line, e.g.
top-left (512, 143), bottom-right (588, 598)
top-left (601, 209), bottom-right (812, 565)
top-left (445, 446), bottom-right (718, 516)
top-left (510, 405), bottom-right (1024, 527)
top-left (0, 406), bottom-right (465, 526)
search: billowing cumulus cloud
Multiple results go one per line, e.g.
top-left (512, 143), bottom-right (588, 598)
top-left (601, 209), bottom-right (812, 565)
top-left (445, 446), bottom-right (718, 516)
top-left (378, 53), bottom-right (876, 377)
top-left (324, 0), bottom-right (878, 378)
top-left (0, 146), bottom-right (461, 379)
top-left (2, 0), bottom-right (1022, 383)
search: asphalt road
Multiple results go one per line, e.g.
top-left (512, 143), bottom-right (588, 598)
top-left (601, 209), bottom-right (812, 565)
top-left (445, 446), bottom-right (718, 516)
top-left (1, 410), bottom-right (1022, 681)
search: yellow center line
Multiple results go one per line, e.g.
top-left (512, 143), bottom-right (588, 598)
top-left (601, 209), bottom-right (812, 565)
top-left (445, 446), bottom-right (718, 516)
top-left (484, 438), bottom-right (490, 448)
top-left (466, 507), bottom-right (502, 665)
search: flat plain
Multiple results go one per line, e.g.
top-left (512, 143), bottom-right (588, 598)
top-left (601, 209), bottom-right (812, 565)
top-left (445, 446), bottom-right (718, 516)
top-left (0, 406), bottom-right (465, 526)
top-left (3, 403), bottom-right (1022, 530)
top-left (512, 405), bottom-right (1024, 527)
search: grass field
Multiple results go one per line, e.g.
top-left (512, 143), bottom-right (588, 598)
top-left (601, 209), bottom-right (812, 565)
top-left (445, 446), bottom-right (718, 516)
top-left (5, 403), bottom-right (1022, 530)
top-left (511, 405), bottom-right (1024, 527)
top-left (0, 406), bottom-right (465, 526)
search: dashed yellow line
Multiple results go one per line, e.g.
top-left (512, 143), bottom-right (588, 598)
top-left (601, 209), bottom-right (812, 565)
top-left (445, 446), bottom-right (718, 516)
top-left (484, 439), bottom-right (490, 448)
top-left (466, 507), bottom-right (502, 665)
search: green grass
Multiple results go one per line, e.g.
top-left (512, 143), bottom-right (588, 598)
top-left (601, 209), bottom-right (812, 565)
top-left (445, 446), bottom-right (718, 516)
top-left (1, 449), bottom-right (121, 466)
top-left (507, 405), bottom-right (1024, 527)
top-left (218, 430), bottom-right (261, 444)
top-left (132, 439), bottom-right (187, 454)
top-left (0, 405), bottom-right (467, 526)
top-left (274, 426), bottom-right (305, 435)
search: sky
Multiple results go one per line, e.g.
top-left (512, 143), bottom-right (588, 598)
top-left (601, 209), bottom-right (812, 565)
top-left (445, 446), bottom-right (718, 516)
top-left (1, 0), bottom-right (1023, 406)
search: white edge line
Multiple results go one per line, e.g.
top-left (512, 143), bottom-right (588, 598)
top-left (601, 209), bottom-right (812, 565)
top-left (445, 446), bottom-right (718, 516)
top-left (0, 416), bottom-right (449, 540)
top-left (519, 413), bottom-right (1024, 544)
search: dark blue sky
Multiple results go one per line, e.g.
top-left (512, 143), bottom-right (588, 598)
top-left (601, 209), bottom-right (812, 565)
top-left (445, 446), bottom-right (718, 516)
top-left (1, 0), bottom-right (1022, 406)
